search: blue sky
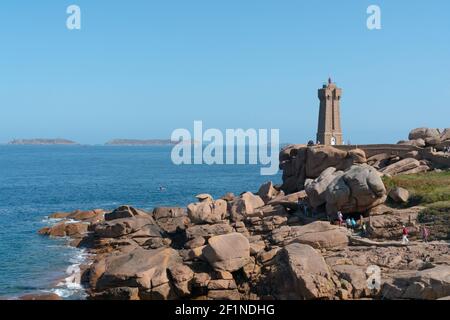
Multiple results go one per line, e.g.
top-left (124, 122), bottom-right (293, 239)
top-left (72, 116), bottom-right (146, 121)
top-left (0, 0), bottom-right (449, 144)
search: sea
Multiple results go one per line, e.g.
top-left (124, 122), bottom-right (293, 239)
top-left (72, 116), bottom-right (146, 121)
top-left (0, 145), bottom-right (281, 299)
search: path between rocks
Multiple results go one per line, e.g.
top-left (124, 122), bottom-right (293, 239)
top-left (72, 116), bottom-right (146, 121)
top-left (349, 235), bottom-right (450, 247)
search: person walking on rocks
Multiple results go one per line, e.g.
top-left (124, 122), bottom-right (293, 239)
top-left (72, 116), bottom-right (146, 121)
top-left (402, 225), bottom-right (410, 245)
top-left (351, 218), bottom-right (357, 230)
top-left (361, 222), bottom-right (367, 237)
top-left (346, 218), bottom-right (352, 229)
top-left (337, 211), bottom-right (344, 227)
top-left (422, 226), bottom-right (430, 243)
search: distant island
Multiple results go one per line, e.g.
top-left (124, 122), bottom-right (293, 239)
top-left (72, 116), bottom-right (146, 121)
top-left (105, 139), bottom-right (177, 146)
top-left (8, 139), bottom-right (78, 145)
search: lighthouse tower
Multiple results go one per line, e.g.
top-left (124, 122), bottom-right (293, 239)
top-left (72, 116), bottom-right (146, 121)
top-left (316, 78), bottom-right (343, 145)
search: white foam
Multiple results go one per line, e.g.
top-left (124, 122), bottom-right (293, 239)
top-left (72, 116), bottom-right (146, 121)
top-left (52, 248), bottom-right (91, 299)
top-left (41, 217), bottom-right (64, 223)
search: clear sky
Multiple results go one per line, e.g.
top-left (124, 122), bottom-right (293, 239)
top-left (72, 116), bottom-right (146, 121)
top-left (1, 0), bottom-right (449, 144)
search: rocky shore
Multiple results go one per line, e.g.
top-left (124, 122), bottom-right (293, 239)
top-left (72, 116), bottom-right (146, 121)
top-left (37, 128), bottom-right (450, 300)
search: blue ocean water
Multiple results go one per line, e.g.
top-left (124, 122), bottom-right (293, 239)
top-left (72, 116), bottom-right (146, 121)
top-left (0, 145), bottom-right (281, 298)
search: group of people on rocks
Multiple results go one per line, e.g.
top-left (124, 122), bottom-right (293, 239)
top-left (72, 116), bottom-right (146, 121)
top-left (337, 211), bottom-right (367, 236)
top-left (298, 199), bottom-right (431, 244)
top-left (337, 211), bottom-right (431, 244)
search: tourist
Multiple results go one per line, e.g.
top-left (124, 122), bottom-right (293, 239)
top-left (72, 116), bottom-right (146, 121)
top-left (337, 211), bottom-right (344, 227)
top-left (346, 218), bottom-right (352, 229)
top-left (351, 218), bottom-right (357, 229)
top-left (361, 222), bottom-right (368, 237)
top-left (422, 226), bottom-right (430, 243)
top-left (402, 225), bottom-right (410, 244)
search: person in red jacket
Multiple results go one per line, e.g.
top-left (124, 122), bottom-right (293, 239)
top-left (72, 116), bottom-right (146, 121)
top-left (402, 225), bottom-right (409, 244)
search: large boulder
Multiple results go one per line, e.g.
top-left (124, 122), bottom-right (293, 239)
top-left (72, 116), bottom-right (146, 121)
top-left (187, 198), bottom-right (227, 225)
top-left (326, 165), bottom-right (386, 214)
top-left (288, 221), bottom-right (349, 249)
top-left (388, 187), bottom-right (410, 203)
top-left (379, 158), bottom-right (421, 176)
top-left (229, 192), bottom-right (264, 221)
top-left (409, 128), bottom-right (441, 141)
top-left (203, 233), bottom-right (250, 272)
top-left (95, 247), bottom-right (181, 292)
top-left (306, 165), bottom-right (386, 215)
top-left (274, 243), bottom-right (335, 299)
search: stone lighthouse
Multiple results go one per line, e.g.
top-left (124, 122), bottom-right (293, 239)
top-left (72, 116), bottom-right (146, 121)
top-left (316, 78), bottom-right (343, 145)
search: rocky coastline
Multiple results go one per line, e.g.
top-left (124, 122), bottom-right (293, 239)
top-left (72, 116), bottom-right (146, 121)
top-left (37, 128), bottom-right (450, 300)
